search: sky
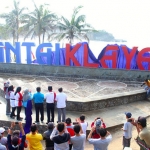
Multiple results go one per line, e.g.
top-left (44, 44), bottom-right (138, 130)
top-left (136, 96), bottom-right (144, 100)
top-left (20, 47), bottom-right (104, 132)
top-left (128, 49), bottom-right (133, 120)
top-left (1, 0), bottom-right (150, 46)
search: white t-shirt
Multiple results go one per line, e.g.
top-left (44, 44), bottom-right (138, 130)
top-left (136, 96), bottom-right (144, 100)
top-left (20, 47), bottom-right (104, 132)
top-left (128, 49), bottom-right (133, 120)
top-left (15, 93), bottom-right (21, 107)
top-left (80, 122), bottom-right (88, 135)
top-left (88, 135), bottom-right (112, 150)
top-left (70, 134), bottom-right (86, 150)
top-left (10, 91), bottom-right (15, 107)
top-left (56, 92), bottom-right (67, 108)
top-left (44, 92), bottom-right (55, 103)
top-left (123, 122), bottom-right (133, 139)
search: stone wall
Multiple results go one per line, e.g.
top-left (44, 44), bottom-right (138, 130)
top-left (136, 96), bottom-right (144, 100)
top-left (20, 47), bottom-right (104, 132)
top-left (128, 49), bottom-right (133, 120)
top-left (66, 91), bottom-right (146, 111)
top-left (0, 63), bottom-right (149, 81)
top-left (0, 88), bottom-right (146, 112)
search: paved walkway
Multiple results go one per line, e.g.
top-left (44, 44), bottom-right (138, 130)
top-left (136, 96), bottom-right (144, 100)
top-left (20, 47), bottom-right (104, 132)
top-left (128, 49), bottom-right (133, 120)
top-left (1, 97), bottom-right (150, 150)
top-left (0, 97), bottom-right (150, 129)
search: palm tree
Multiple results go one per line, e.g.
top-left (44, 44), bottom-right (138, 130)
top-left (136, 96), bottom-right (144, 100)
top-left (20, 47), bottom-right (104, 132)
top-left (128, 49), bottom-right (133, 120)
top-left (0, 0), bottom-right (27, 45)
top-left (51, 6), bottom-right (94, 45)
top-left (22, 3), bottom-right (58, 44)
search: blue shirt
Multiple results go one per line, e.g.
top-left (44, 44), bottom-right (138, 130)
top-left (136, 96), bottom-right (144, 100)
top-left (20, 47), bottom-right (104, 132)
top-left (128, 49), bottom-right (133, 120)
top-left (33, 92), bottom-right (44, 103)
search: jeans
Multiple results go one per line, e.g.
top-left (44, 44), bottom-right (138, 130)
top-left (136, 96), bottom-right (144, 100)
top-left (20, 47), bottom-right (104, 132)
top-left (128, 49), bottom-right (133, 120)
top-left (145, 86), bottom-right (150, 98)
top-left (35, 103), bottom-right (44, 122)
top-left (46, 103), bottom-right (55, 123)
top-left (57, 108), bottom-right (66, 122)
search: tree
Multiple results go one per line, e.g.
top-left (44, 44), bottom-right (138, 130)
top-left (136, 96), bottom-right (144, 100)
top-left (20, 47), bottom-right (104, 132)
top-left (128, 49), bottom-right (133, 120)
top-left (51, 6), bottom-right (94, 44)
top-left (0, 0), bottom-right (27, 45)
top-left (22, 3), bottom-right (58, 44)
top-left (0, 24), bottom-right (10, 40)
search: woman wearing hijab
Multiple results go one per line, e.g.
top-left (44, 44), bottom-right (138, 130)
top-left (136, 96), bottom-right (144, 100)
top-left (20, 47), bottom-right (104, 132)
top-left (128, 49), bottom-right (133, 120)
top-left (22, 89), bottom-right (33, 134)
top-left (14, 87), bottom-right (23, 121)
top-left (22, 89), bottom-right (32, 119)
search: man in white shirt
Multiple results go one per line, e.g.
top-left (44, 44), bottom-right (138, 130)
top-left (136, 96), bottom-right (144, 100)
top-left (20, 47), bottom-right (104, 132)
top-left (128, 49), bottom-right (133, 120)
top-left (122, 112), bottom-right (133, 149)
top-left (56, 88), bottom-right (67, 122)
top-left (44, 86), bottom-right (56, 123)
top-left (88, 127), bottom-right (112, 150)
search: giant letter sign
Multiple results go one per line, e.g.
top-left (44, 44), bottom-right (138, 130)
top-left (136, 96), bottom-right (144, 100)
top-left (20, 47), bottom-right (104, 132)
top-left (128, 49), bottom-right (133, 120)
top-left (100, 45), bottom-right (119, 68)
top-left (137, 48), bottom-right (150, 70)
top-left (0, 42), bottom-right (4, 63)
top-left (66, 43), bottom-right (81, 66)
top-left (122, 46), bottom-right (137, 69)
top-left (5, 42), bottom-right (21, 63)
top-left (83, 44), bottom-right (99, 68)
top-left (36, 43), bottom-right (52, 65)
top-left (22, 42), bottom-right (35, 64)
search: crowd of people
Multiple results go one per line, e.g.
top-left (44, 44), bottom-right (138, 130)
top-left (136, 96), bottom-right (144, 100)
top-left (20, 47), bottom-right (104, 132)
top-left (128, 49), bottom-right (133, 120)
top-left (0, 80), bottom-right (150, 150)
top-left (0, 114), bottom-right (150, 150)
top-left (4, 81), bottom-right (67, 124)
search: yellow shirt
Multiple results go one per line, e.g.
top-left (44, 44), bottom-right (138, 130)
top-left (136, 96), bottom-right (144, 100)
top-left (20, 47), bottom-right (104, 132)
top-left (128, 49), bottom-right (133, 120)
top-left (26, 132), bottom-right (43, 150)
top-left (145, 80), bottom-right (150, 87)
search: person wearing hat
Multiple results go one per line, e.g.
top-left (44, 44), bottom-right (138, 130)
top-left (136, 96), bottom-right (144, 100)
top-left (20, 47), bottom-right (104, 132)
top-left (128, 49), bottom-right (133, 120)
top-left (136, 116), bottom-right (150, 148)
top-left (43, 122), bottom-right (55, 150)
top-left (0, 133), bottom-right (6, 150)
top-left (122, 112), bottom-right (134, 149)
top-left (0, 127), bottom-right (7, 148)
top-left (90, 117), bottom-right (106, 139)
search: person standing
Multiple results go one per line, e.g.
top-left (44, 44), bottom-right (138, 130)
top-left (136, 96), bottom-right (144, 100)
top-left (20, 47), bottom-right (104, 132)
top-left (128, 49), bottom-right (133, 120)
top-left (26, 124), bottom-right (43, 150)
top-left (56, 87), bottom-right (67, 122)
top-left (33, 87), bottom-right (44, 124)
top-left (76, 115), bottom-right (88, 136)
top-left (135, 116), bottom-right (150, 149)
top-left (43, 122), bottom-right (54, 150)
top-left (0, 127), bottom-right (7, 148)
top-left (22, 89), bottom-right (32, 120)
top-left (14, 87), bottom-right (23, 121)
top-left (0, 134), bottom-right (6, 150)
top-left (70, 124), bottom-right (86, 150)
top-left (4, 81), bottom-right (11, 115)
top-left (9, 85), bottom-right (16, 119)
top-left (50, 122), bottom-right (70, 150)
top-left (122, 112), bottom-right (133, 149)
top-left (44, 86), bottom-right (56, 124)
top-left (88, 128), bottom-right (112, 150)
top-left (7, 122), bottom-right (26, 150)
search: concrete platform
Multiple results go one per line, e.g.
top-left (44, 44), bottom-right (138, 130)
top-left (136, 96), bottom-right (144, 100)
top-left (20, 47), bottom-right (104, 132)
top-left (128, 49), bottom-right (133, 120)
top-left (0, 96), bottom-right (150, 130)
